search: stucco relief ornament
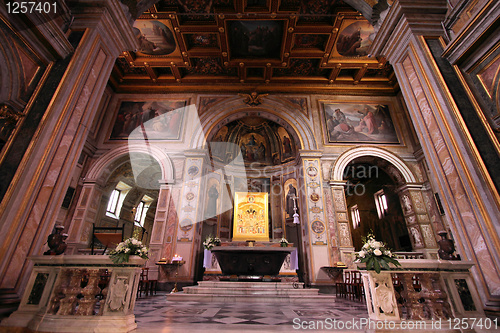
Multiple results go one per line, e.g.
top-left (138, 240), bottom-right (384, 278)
top-left (239, 91), bottom-right (269, 106)
top-left (374, 274), bottom-right (397, 315)
top-left (107, 277), bottom-right (129, 311)
top-left (339, 224), bottom-right (350, 246)
top-left (306, 166), bottom-right (318, 178)
top-left (410, 227), bottom-right (424, 247)
top-left (402, 195), bottom-right (412, 213)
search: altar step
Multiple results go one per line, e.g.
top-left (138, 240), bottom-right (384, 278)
top-left (167, 281), bottom-right (337, 303)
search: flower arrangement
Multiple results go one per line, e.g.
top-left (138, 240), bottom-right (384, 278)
top-left (280, 238), bottom-right (289, 247)
top-left (109, 238), bottom-right (149, 264)
top-left (354, 233), bottom-right (400, 273)
top-left (203, 235), bottom-right (221, 250)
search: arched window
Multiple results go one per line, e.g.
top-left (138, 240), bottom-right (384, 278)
top-left (105, 181), bottom-right (132, 219)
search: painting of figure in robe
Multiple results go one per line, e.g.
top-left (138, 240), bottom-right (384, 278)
top-left (323, 103), bottom-right (399, 143)
top-left (239, 133), bottom-right (267, 163)
top-left (284, 179), bottom-right (299, 220)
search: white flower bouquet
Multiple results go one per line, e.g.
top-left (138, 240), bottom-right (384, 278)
top-left (280, 238), bottom-right (289, 247)
top-left (203, 236), bottom-right (221, 250)
top-left (354, 233), bottom-right (400, 273)
top-left (109, 238), bottom-right (149, 264)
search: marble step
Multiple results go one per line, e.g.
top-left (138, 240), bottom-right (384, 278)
top-left (167, 292), bottom-right (338, 303)
top-left (167, 281), bottom-right (336, 303)
top-left (196, 281), bottom-right (305, 289)
top-left (182, 286), bottom-right (319, 296)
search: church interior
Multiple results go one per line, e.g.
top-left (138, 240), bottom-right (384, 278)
top-left (0, 0), bottom-right (500, 331)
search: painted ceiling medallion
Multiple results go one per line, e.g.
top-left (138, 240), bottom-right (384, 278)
top-left (306, 166), bottom-right (318, 178)
top-left (311, 220), bottom-right (325, 234)
top-left (187, 165), bottom-right (199, 177)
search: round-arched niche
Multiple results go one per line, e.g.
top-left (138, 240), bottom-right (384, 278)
top-left (207, 115), bottom-right (299, 167)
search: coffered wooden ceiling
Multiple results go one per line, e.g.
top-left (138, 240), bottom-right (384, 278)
top-left (110, 0), bottom-right (397, 95)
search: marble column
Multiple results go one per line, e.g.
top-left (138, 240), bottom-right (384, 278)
top-left (299, 151), bottom-right (332, 284)
top-left (329, 181), bottom-right (355, 267)
top-left (397, 184), bottom-right (439, 258)
top-left (0, 0), bottom-right (138, 301)
top-left (147, 181), bottom-right (173, 280)
top-left (66, 180), bottom-right (105, 253)
top-left (173, 150), bottom-right (207, 283)
top-left (370, 0), bottom-right (500, 310)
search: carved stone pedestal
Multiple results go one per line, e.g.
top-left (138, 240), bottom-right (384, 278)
top-left (1, 255), bottom-right (145, 333)
top-left (361, 271), bottom-right (401, 321)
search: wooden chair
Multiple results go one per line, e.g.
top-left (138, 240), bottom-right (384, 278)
top-left (336, 270), bottom-right (351, 298)
top-left (91, 223), bottom-right (124, 255)
top-left (137, 267), bottom-right (158, 297)
top-left (349, 270), bottom-right (364, 301)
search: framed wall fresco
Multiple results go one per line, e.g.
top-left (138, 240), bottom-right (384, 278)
top-left (321, 103), bottom-right (399, 144)
top-left (110, 100), bottom-right (186, 140)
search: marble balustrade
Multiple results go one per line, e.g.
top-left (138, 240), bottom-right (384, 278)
top-left (0, 255), bottom-right (146, 333)
top-left (360, 259), bottom-right (484, 322)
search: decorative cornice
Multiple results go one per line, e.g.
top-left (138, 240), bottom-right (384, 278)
top-left (68, 0), bottom-right (138, 53)
top-left (442, 0), bottom-right (500, 70)
top-left (369, 0), bottom-right (448, 62)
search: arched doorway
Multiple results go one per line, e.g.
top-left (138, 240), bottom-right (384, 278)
top-left (331, 146), bottom-right (441, 265)
top-left (343, 157), bottom-right (411, 252)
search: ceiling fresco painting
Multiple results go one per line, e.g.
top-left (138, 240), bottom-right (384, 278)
top-left (111, 0), bottom-right (396, 94)
top-left (228, 20), bottom-right (283, 59)
top-left (133, 20), bottom-right (178, 56)
top-left (335, 21), bottom-right (374, 57)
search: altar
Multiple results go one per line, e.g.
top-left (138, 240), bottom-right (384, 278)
top-left (211, 246), bottom-right (295, 276)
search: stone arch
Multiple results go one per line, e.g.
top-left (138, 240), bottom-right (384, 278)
top-left (85, 144), bottom-right (174, 184)
top-left (331, 146), bottom-right (417, 183)
top-left (191, 96), bottom-right (317, 151)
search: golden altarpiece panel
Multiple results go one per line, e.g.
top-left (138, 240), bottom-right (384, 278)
top-left (232, 192), bottom-right (269, 242)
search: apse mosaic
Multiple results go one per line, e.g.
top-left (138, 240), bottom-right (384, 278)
top-left (228, 20), bottom-right (284, 59)
top-left (110, 100), bottom-right (186, 140)
top-left (336, 21), bottom-right (374, 57)
top-left (209, 117), bottom-right (297, 166)
top-left (322, 103), bottom-right (399, 143)
top-left (132, 20), bottom-right (177, 56)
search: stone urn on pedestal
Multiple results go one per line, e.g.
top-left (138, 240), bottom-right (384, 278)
top-left (437, 231), bottom-right (460, 260)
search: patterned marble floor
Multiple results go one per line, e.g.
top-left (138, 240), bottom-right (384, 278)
top-left (133, 291), bottom-right (368, 333)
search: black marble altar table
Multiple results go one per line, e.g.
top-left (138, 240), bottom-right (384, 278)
top-left (211, 246), bottom-right (295, 276)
